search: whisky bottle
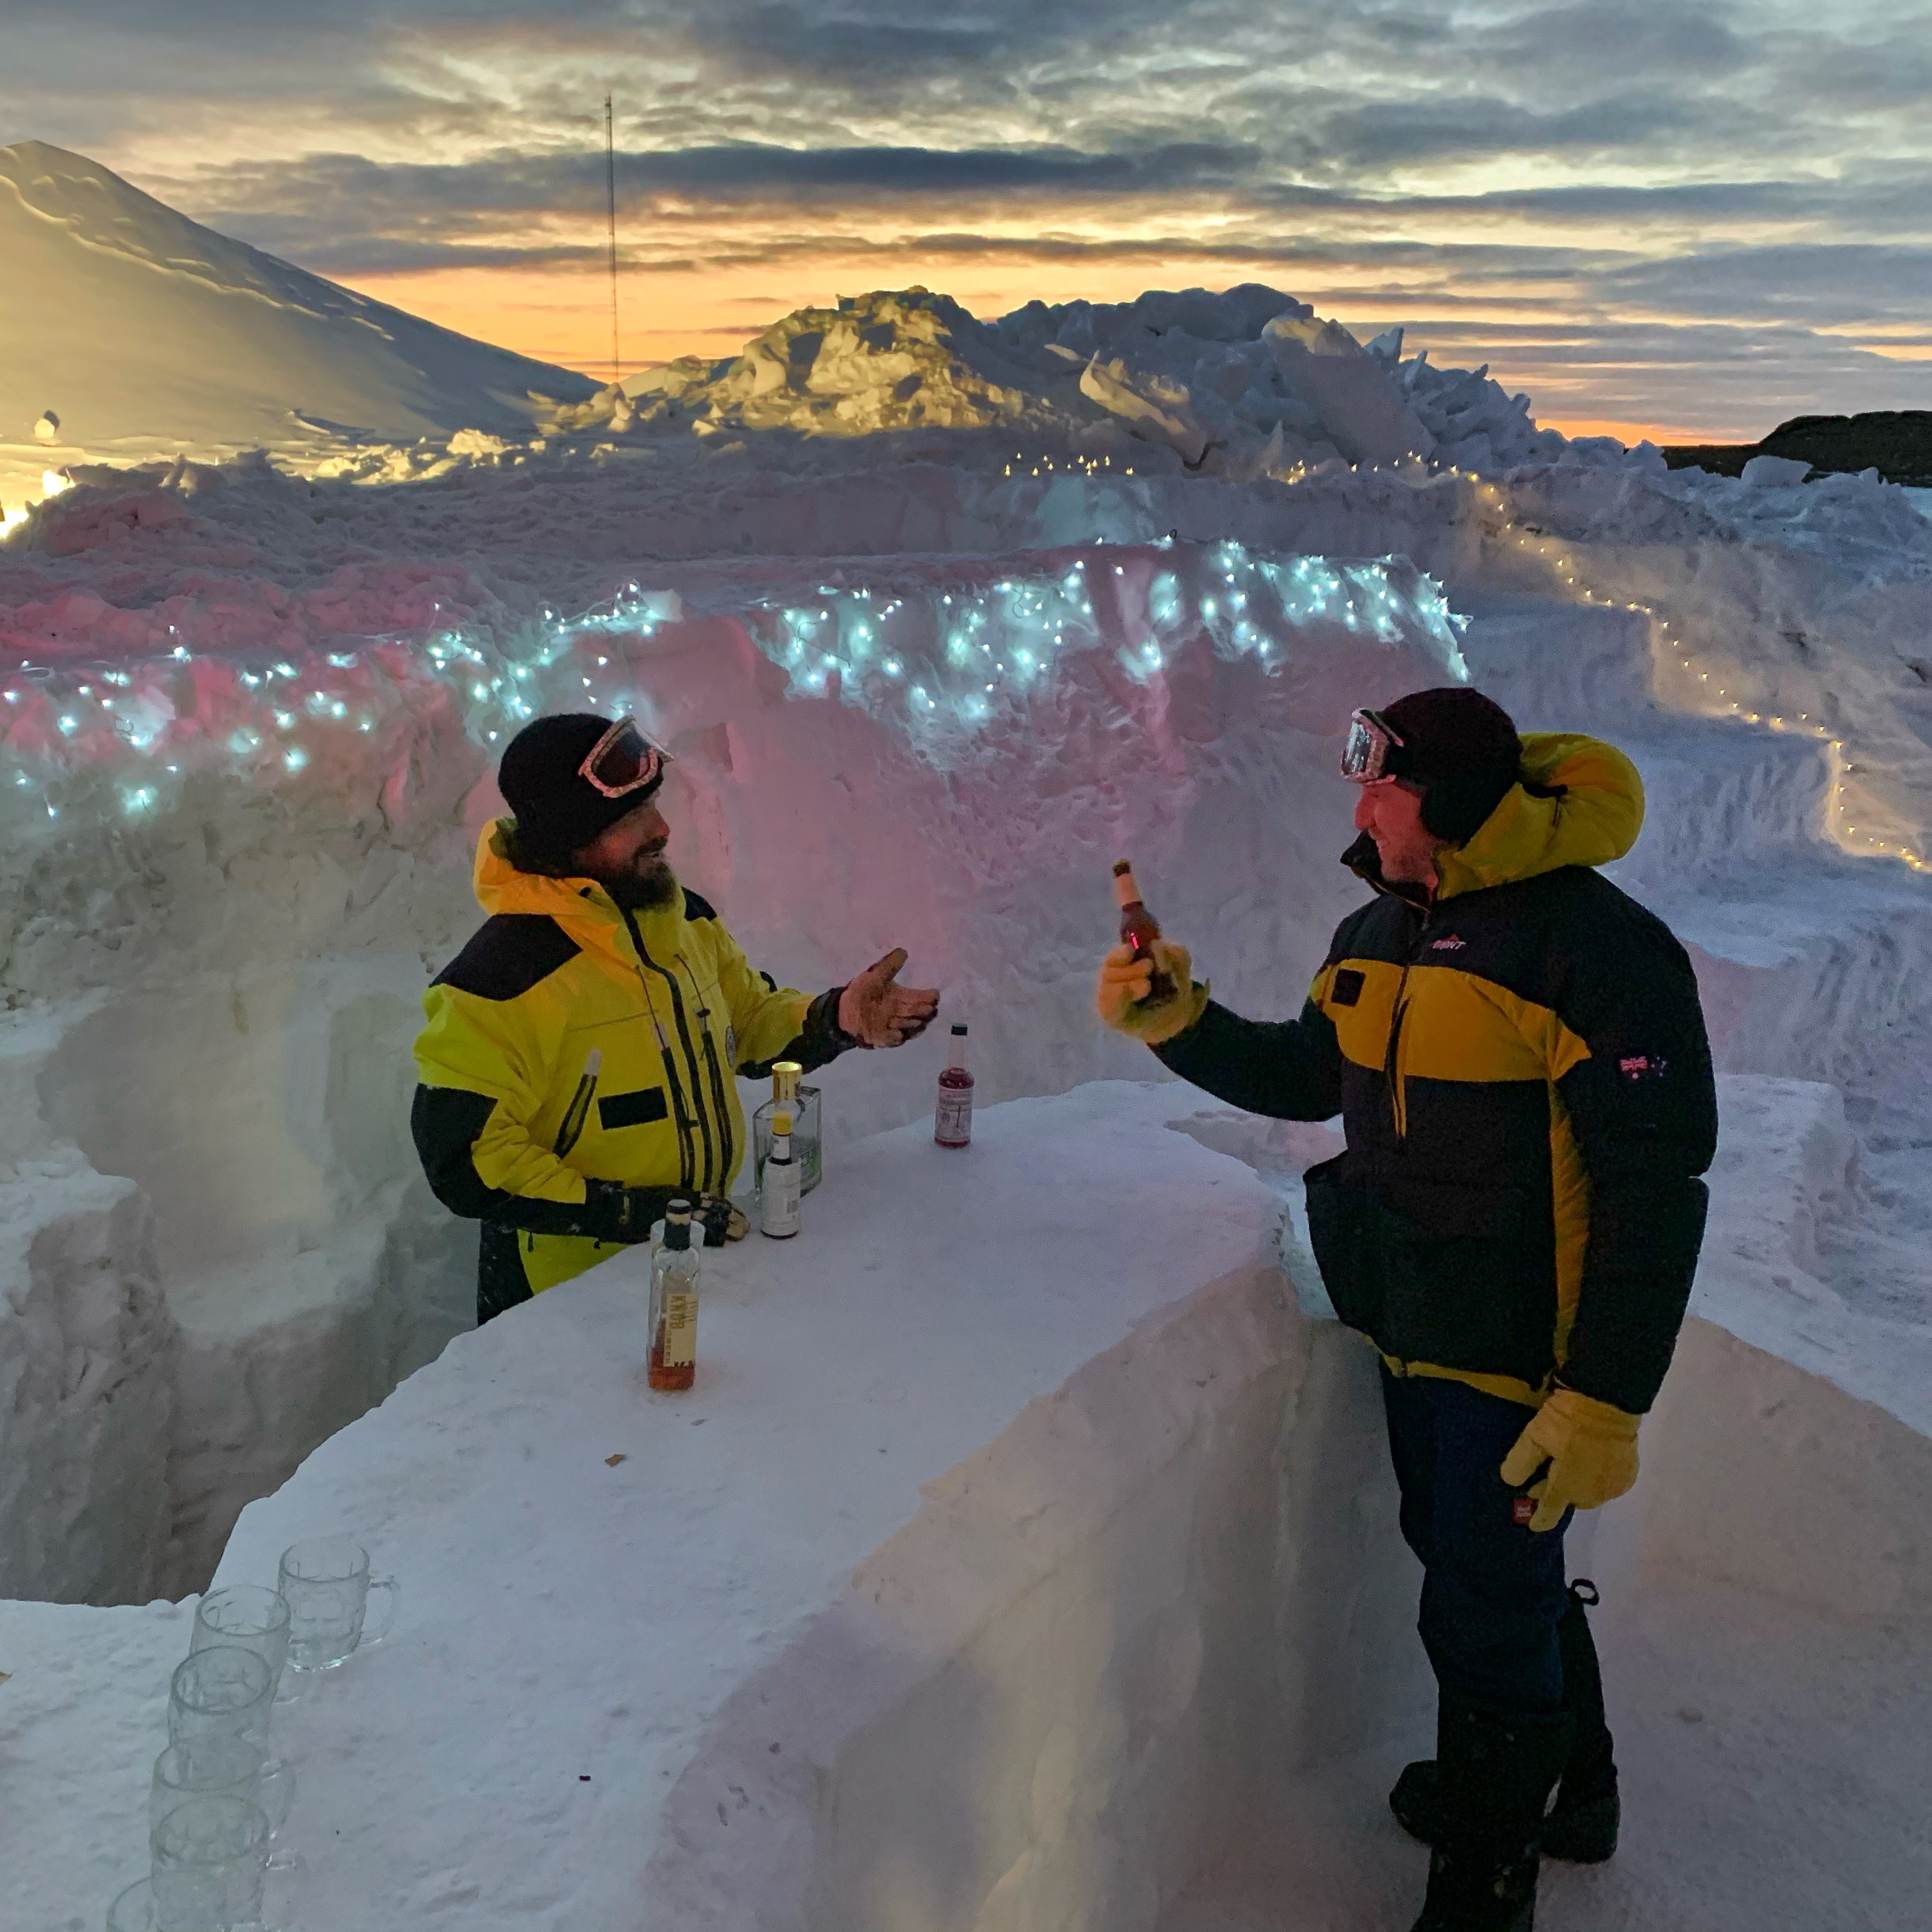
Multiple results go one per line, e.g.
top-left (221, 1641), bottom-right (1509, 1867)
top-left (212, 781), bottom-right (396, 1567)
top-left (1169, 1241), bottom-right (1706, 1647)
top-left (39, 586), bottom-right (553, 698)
top-left (752, 1060), bottom-right (823, 1199)
top-left (935, 1023), bottom-right (974, 1148)
top-left (1112, 860), bottom-right (1177, 1002)
top-left (648, 1198), bottom-right (701, 1392)
top-left (760, 1110), bottom-right (802, 1239)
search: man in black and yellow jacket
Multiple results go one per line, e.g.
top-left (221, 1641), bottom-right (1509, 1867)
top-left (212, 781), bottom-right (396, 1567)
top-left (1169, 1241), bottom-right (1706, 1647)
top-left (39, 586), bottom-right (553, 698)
top-left (1096, 687), bottom-right (1716, 1932)
top-left (414, 713), bottom-right (938, 1323)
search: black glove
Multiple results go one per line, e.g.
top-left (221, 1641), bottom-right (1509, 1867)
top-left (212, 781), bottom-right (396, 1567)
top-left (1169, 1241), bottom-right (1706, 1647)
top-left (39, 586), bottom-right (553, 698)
top-left (581, 1180), bottom-right (675, 1243)
top-left (696, 1194), bottom-right (749, 1245)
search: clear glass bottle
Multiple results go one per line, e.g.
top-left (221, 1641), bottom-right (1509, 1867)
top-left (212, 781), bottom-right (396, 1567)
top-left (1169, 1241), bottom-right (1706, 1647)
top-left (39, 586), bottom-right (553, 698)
top-left (760, 1109), bottom-right (801, 1239)
top-left (752, 1061), bottom-right (822, 1200)
top-left (648, 1198), bottom-right (701, 1392)
top-left (935, 1023), bottom-right (973, 1148)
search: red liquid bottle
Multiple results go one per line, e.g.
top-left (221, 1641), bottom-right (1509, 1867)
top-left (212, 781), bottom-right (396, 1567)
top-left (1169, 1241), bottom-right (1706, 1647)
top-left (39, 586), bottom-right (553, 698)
top-left (1113, 860), bottom-right (1177, 1002)
top-left (935, 1023), bottom-right (974, 1148)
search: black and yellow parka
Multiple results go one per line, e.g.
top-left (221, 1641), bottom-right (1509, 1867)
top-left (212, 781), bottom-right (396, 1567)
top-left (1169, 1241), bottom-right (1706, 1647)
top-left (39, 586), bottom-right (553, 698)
top-left (1156, 734), bottom-right (1717, 1416)
top-left (412, 822), bottom-right (853, 1315)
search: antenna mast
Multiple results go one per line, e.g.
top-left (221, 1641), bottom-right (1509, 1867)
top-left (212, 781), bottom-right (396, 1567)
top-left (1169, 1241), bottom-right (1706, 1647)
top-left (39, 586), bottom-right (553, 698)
top-left (604, 93), bottom-right (620, 387)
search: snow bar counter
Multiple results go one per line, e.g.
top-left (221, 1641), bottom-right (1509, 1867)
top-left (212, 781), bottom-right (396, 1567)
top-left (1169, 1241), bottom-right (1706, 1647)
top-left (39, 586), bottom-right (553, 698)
top-left (203, 1080), bottom-right (1390, 1931)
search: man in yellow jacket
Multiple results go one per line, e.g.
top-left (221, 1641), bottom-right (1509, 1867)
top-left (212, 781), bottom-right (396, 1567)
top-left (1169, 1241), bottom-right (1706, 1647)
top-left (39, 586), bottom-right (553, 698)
top-left (413, 712), bottom-right (938, 1322)
top-left (1097, 688), bottom-right (1717, 1932)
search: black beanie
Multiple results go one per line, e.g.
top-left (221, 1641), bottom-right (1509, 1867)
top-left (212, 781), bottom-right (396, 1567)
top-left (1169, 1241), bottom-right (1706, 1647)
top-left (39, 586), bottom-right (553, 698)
top-left (1379, 687), bottom-right (1523, 844)
top-left (498, 714), bottom-right (661, 861)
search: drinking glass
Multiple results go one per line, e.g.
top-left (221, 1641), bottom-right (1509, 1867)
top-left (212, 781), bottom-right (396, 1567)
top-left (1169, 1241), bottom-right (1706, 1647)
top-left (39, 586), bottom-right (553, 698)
top-left (149, 1795), bottom-right (269, 1930)
top-left (167, 1646), bottom-right (274, 1749)
top-left (108, 1870), bottom-right (296, 1932)
top-left (190, 1588), bottom-right (291, 1694)
top-left (277, 1537), bottom-right (399, 1671)
top-left (151, 1735), bottom-right (293, 1837)
top-left (105, 1878), bottom-right (162, 1932)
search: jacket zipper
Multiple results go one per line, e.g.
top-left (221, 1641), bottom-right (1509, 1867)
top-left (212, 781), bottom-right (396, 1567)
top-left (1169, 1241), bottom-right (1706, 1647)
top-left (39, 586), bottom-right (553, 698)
top-left (693, 989), bottom-right (737, 1193)
top-left (652, 1013), bottom-right (698, 1192)
top-left (621, 907), bottom-right (717, 1194)
top-left (1384, 911), bottom-right (1434, 1149)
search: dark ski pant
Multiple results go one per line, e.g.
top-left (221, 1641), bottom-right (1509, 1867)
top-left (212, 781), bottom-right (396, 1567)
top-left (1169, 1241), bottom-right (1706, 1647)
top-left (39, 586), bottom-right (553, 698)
top-left (1380, 1366), bottom-right (1575, 1723)
top-left (477, 1223), bottom-right (535, 1326)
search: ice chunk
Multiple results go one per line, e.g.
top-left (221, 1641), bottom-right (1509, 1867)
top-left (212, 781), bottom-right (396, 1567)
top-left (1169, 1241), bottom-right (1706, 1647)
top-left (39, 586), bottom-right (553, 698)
top-left (1262, 314), bottom-right (1436, 467)
top-left (1742, 454), bottom-right (1812, 487)
top-left (1078, 354), bottom-right (1211, 464)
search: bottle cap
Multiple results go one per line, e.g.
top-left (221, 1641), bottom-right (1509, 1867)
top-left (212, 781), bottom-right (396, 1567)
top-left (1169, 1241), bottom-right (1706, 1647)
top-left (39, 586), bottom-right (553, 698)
top-left (1112, 859), bottom-right (1133, 876)
top-left (772, 1059), bottom-right (802, 1101)
top-left (663, 1201), bottom-right (693, 1252)
top-left (951, 1022), bottom-right (967, 1036)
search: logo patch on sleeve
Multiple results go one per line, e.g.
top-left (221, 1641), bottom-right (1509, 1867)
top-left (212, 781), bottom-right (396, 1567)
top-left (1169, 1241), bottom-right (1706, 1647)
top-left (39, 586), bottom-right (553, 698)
top-left (1619, 1054), bottom-right (1669, 1082)
top-left (1429, 935), bottom-right (1467, 951)
top-left (1330, 967), bottom-right (1365, 1008)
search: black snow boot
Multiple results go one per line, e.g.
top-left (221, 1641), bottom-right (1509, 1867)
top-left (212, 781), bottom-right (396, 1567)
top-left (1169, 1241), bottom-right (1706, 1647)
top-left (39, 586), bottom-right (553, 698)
top-left (1392, 1581), bottom-right (1620, 1864)
top-left (1541, 1581), bottom-right (1618, 1860)
top-left (1408, 1702), bottom-right (1569, 1932)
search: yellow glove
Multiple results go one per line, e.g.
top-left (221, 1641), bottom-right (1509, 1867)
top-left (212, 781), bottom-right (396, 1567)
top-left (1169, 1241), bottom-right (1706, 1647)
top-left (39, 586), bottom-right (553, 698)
top-left (1094, 940), bottom-right (1208, 1045)
top-left (1499, 1388), bottom-right (1640, 1533)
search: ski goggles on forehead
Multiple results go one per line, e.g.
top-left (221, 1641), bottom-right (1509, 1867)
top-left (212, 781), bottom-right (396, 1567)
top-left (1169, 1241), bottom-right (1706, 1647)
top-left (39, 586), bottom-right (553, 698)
top-left (1340, 708), bottom-right (1406, 784)
top-left (578, 716), bottom-right (672, 799)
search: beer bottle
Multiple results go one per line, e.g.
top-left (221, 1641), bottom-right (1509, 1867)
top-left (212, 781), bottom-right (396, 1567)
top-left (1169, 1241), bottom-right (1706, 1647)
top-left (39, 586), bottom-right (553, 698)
top-left (1112, 860), bottom-right (1177, 1002)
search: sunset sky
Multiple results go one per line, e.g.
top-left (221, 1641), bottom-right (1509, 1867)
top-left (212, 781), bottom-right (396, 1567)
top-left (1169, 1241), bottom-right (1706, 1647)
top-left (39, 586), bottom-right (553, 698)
top-left (5, 1), bottom-right (1928, 443)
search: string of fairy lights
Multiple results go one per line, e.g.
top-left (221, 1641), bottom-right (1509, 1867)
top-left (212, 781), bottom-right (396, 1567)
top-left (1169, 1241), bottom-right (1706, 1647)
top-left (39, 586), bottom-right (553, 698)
top-left (0, 542), bottom-right (1473, 833)
top-left (0, 468), bottom-right (1922, 873)
top-left (1440, 465), bottom-right (1929, 874)
top-left (742, 539), bottom-right (1467, 730)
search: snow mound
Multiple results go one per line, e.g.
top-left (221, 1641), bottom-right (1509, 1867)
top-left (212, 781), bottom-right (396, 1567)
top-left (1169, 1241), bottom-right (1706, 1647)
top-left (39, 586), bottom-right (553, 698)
top-left (618, 285), bottom-right (1569, 479)
top-left (0, 142), bottom-right (596, 509)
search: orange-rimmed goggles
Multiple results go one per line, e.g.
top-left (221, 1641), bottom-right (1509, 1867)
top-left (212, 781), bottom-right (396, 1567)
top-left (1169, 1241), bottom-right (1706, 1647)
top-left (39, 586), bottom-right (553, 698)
top-left (578, 716), bottom-right (671, 799)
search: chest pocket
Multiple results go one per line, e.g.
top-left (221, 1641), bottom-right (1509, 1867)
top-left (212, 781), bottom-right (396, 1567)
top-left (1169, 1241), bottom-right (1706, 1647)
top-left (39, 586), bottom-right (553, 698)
top-left (599, 1087), bottom-right (669, 1130)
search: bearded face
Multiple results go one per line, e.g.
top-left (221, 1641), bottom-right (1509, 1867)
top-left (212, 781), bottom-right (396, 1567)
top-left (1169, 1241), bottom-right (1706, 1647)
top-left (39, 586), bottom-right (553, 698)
top-left (528, 794), bottom-right (683, 909)
top-left (588, 840), bottom-right (680, 910)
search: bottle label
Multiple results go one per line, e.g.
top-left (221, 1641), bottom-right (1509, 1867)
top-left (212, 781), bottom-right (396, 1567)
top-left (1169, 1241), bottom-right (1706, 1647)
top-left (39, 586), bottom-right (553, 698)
top-left (762, 1165), bottom-right (801, 1238)
top-left (935, 1089), bottom-right (973, 1145)
top-left (661, 1291), bottom-right (698, 1368)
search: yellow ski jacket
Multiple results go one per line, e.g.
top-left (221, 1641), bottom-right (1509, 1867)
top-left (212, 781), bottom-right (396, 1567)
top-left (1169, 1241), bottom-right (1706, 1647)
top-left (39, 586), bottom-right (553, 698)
top-left (413, 822), bottom-right (852, 1302)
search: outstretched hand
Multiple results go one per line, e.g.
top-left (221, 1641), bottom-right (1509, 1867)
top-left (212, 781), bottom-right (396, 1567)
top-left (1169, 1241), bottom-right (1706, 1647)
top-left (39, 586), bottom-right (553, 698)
top-left (838, 947), bottom-right (940, 1048)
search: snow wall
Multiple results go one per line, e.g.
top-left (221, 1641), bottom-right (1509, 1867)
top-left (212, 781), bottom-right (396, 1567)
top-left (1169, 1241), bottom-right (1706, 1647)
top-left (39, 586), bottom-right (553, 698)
top-left (0, 533), bottom-right (1473, 1602)
top-left (712, 1314), bottom-right (1932, 1932)
top-left (4, 397), bottom-right (1931, 1608)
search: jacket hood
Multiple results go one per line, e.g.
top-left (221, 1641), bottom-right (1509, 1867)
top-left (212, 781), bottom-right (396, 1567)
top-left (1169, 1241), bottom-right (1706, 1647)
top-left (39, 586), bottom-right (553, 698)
top-left (1434, 733), bottom-right (1644, 899)
top-left (473, 820), bottom-right (673, 962)
top-left (1343, 733), bottom-right (1644, 904)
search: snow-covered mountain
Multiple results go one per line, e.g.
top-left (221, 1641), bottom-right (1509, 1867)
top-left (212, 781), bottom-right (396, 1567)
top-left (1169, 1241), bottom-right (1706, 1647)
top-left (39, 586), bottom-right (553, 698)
top-left (0, 141), bottom-right (596, 503)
